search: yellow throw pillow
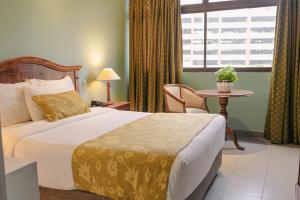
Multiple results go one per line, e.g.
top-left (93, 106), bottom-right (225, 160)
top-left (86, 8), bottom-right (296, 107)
top-left (32, 91), bottom-right (91, 122)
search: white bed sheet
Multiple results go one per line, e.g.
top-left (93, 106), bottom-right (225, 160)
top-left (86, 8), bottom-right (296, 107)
top-left (2, 107), bottom-right (225, 200)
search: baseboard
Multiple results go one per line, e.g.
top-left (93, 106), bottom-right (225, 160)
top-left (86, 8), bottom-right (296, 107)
top-left (232, 129), bottom-right (270, 144)
top-left (235, 129), bottom-right (264, 138)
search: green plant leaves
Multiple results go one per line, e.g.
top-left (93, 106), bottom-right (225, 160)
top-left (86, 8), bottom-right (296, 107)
top-left (215, 65), bottom-right (238, 82)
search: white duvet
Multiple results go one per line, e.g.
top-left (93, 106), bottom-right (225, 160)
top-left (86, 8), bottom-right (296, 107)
top-left (2, 107), bottom-right (225, 200)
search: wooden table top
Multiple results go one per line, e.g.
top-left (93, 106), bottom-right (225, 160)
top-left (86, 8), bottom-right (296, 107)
top-left (197, 89), bottom-right (254, 98)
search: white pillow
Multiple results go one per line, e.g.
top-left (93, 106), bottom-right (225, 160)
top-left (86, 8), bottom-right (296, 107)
top-left (27, 76), bottom-right (75, 90)
top-left (24, 79), bottom-right (75, 121)
top-left (0, 82), bottom-right (31, 127)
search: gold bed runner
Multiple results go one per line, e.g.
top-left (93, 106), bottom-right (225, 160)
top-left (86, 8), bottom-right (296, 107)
top-left (72, 113), bottom-right (217, 200)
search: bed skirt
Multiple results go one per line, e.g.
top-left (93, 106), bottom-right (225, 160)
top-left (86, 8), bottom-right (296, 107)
top-left (40, 151), bottom-right (222, 200)
top-left (296, 184), bottom-right (300, 200)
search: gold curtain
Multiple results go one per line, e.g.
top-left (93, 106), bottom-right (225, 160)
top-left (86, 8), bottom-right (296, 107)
top-left (265, 0), bottom-right (300, 144)
top-left (129, 0), bottom-right (183, 112)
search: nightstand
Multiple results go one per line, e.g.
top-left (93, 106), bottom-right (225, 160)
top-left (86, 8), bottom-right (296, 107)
top-left (107, 101), bottom-right (130, 111)
top-left (5, 157), bottom-right (40, 200)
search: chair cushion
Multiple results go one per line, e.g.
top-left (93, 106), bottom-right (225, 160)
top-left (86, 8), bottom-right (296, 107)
top-left (186, 107), bottom-right (208, 113)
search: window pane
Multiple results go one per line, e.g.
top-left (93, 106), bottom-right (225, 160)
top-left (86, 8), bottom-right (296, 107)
top-left (181, 0), bottom-right (202, 5)
top-left (182, 13), bottom-right (205, 68)
top-left (206, 6), bottom-right (277, 68)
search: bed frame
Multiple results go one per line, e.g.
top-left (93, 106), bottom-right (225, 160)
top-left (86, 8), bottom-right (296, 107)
top-left (0, 56), bottom-right (81, 92)
top-left (0, 56), bottom-right (222, 200)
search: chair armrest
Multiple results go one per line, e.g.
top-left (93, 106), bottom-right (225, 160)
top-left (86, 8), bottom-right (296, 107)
top-left (188, 93), bottom-right (208, 110)
top-left (164, 92), bottom-right (186, 113)
top-left (180, 86), bottom-right (209, 111)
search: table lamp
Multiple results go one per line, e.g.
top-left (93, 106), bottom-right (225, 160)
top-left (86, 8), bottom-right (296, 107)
top-left (97, 68), bottom-right (121, 105)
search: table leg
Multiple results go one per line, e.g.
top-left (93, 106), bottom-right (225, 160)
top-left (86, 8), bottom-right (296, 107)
top-left (219, 97), bottom-right (245, 151)
top-left (219, 97), bottom-right (229, 119)
top-left (226, 128), bottom-right (245, 150)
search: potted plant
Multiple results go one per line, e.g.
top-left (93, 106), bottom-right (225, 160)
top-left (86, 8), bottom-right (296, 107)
top-left (215, 65), bottom-right (238, 93)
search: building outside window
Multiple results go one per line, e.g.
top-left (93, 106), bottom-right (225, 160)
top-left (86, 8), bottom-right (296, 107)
top-left (181, 0), bottom-right (277, 72)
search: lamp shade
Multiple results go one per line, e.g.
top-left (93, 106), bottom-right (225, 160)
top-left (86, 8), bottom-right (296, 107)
top-left (97, 68), bottom-right (121, 81)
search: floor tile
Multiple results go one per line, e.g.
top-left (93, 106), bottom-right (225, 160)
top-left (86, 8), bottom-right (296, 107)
top-left (205, 141), bottom-right (299, 200)
top-left (263, 182), bottom-right (296, 200)
top-left (223, 143), bottom-right (270, 197)
top-left (224, 176), bottom-right (265, 197)
top-left (204, 188), bottom-right (224, 200)
top-left (262, 145), bottom-right (299, 200)
top-left (221, 194), bottom-right (260, 200)
top-left (210, 173), bottom-right (229, 191)
top-left (220, 154), bottom-right (240, 177)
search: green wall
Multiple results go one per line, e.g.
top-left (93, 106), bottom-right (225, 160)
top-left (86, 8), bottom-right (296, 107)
top-left (183, 72), bottom-right (271, 132)
top-left (0, 0), bottom-right (127, 102)
top-left (0, 0), bottom-right (271, 132)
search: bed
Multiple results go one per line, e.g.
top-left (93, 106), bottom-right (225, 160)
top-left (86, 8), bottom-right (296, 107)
top-left (0, 57), bottom-right (226, 200)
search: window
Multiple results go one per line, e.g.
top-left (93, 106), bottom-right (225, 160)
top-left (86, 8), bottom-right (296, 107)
top-left (183, 29), bottom-right (192, 34)
top-left (181, 0), bottom-right (277, 72)
top-left (182, 13), bottom-right (205, 68)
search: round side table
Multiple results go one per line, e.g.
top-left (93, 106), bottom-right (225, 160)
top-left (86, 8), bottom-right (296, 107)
top-left (197, 89), bottom-right (254, 150)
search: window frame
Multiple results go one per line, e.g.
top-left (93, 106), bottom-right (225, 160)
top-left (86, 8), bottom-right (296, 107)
top-left (182, 0), bottom-right (278, 72)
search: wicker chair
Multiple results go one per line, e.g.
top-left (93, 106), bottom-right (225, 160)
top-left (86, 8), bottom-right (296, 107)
top-left (163, 84), bottom-right (209, 113)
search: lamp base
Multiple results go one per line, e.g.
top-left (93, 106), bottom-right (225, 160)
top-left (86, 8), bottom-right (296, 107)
top-left (106, 81), bottom-right (114, 105)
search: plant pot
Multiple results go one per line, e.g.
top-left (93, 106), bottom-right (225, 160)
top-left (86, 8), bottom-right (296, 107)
top-left (217, 81), bottom-right (233, 93)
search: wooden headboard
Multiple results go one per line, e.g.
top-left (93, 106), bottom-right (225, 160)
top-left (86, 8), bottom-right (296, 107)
top-left (0, 57), bottom-right (81, 92)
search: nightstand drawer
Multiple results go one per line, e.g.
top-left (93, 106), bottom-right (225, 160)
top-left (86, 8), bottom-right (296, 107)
top-left (116, 104), bottom-right (130, 111)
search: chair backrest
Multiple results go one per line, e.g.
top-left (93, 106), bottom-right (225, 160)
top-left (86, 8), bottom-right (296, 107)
top-left (164, 85), bottom-right (180, 98)
top-left (163, 85), bottom-right (186, 113)
top-left (180, 86), bottom-right (205, 108)
top-left (163, 84), bottom-right (207, 113)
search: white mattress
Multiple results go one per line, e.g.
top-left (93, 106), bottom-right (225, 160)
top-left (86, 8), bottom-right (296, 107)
top-left (2, 107), bottom-right (225, 200)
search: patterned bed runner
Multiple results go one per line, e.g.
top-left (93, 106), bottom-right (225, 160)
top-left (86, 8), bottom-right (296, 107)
top-left (72, 113), bottom-right (216, 200)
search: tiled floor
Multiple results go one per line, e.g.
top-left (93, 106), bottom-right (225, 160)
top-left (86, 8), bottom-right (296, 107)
top-left (205, 140), bottom-right (300, 200)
